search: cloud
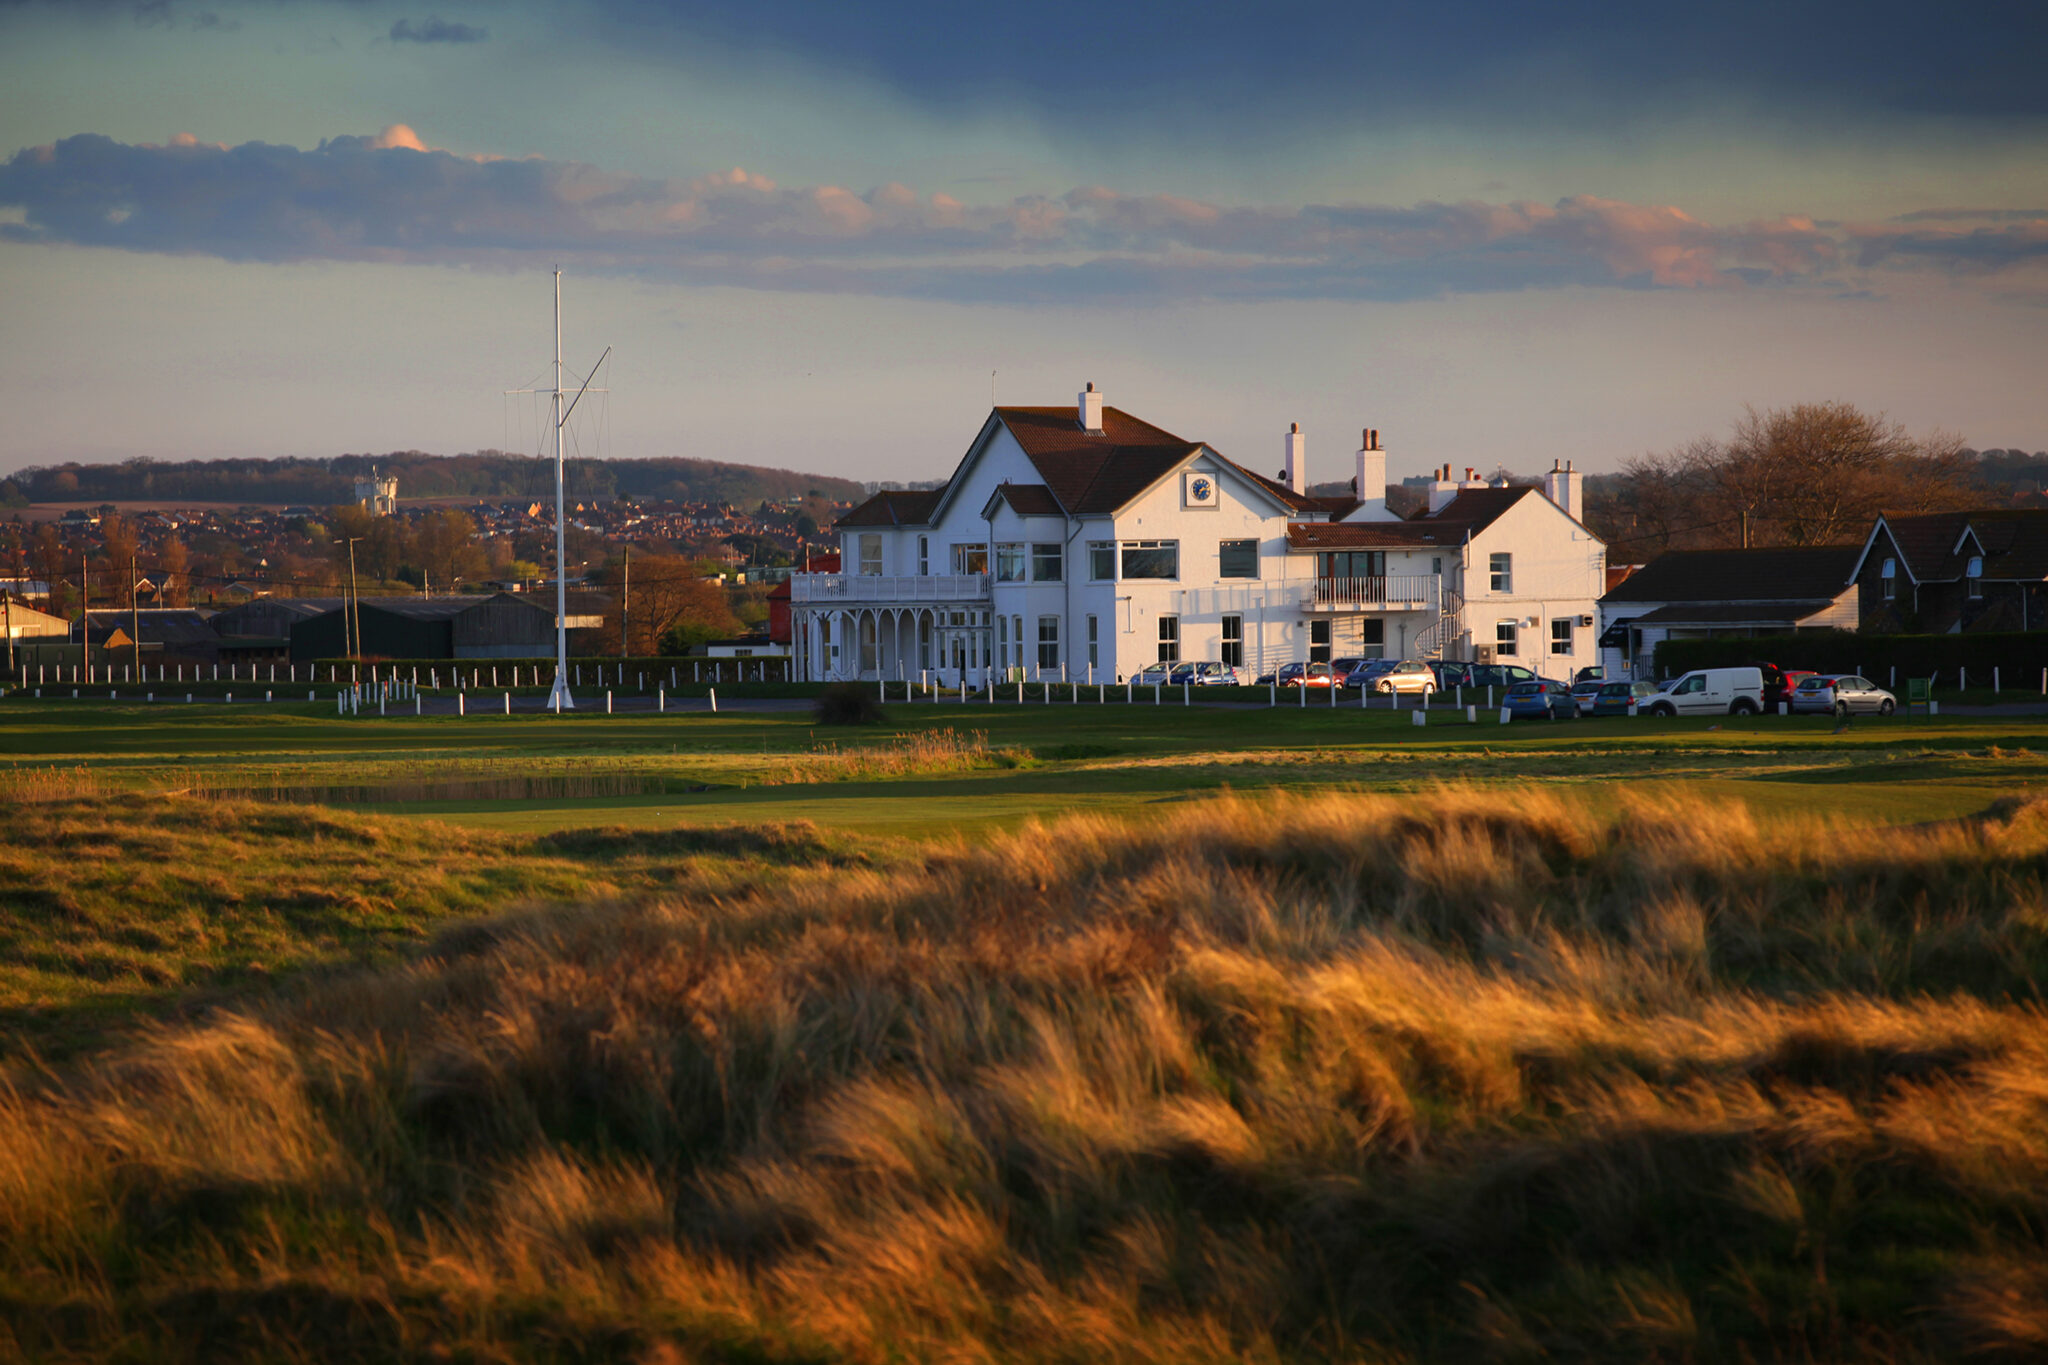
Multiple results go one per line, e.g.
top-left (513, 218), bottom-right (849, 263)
top-left (387, 16), bottom-right (488, 44)
top-left (0, 130), bottom-right (2036, 306)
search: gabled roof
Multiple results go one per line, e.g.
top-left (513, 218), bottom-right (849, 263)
top-left (834, 489), bottom-right (944, 529)
top-left (1600, 546), bottom-right (1861, 605)
top-left (1421, 486), bottom-right (1539, 535)
top-left (1849, 509), bottom-right (2048, 584)
top-left (994, 406), bottom-right (1312, 516)
top-left (982, 483), bottom-right (1066, 518)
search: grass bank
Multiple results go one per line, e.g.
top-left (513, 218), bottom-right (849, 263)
top-left (8, 789), bottom-right (2048, 1360)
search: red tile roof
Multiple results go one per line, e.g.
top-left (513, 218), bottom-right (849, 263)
top-left (995, 406), bottom-right (1314, 515)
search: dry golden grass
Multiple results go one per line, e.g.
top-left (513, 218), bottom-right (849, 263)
top-left (7, 788), bottom-right (2048, 1361)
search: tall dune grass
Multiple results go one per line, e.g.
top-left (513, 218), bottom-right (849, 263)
top-left (7, 788), bottom-right (2048, 1361)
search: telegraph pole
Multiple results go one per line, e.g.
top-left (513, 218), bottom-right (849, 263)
top-left (333, 537), bottom-right (362, 658)
top-left (79, 549), bottom-right (89, 681)
top-left (620, 546), bottom-right (629, 660)
top-left (129, 554), bottom-right (141, 678)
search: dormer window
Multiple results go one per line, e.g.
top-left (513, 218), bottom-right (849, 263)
top-left (1967, 555), bottom-right (1984, 599)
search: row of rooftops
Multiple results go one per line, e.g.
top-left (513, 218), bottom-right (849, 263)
top-left (834, 400), bottom-right (1554, 547)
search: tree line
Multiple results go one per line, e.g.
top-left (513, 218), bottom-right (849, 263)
top-left (0, 451), bottom-right (867, 509)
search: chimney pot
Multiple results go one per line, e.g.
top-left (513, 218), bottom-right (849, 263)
top-left (1078, 382), bottom-right (1104, 433)
top-left (1282, 423), bottom-right (1308, 495)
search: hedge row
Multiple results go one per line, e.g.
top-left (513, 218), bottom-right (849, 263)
top-left (1655, 630), bottom-right (2048, 684)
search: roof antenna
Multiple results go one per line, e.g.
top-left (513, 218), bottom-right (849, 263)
top-left (991, 370), bottom-right (996, 407)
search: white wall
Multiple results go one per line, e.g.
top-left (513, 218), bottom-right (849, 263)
top-left (1464, 495), bottom-right (1606, 677)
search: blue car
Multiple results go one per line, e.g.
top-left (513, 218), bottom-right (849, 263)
top-left (1501, 677), bottom-right (1575, 720)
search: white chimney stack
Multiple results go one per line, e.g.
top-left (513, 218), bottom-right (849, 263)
top-left (1078, 381), bottom-right (1103, 433)
top-left (1542, 458), bottom-right (1582, 519)
top-left (1350, 427), bottom-right (1391, 522)
top-left (1282, 421), bottom-right (1307, 495)
top-left (1427, 463), bottom-right (1461, 514)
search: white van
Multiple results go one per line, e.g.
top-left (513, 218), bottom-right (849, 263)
top-left (1638, 667), bottom-right (1764, 717)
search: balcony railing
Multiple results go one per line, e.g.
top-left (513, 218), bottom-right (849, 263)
top-left (791, 573), bottom-right (990, 603)
top-left (1308, 575), bottom-right (1439, 610)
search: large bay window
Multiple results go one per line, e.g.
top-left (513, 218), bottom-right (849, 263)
top-left (995, 543), bottom-right (1026, 582)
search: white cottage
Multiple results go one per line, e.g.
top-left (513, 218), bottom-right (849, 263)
top-left (791, 387), bottom-right (1606, 683)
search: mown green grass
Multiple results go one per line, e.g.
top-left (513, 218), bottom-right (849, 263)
top-left (7, 700), bottom-right (2048, 837)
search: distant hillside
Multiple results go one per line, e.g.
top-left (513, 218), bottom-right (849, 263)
top-left (4, 451), bottom-right (867, 508)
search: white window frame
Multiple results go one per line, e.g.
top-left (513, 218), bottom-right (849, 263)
top-left (917, 535), bottom-right (929, 576)
top-left (1086, 614), bottom-right (1099, 668)
top-left (951, 543), bottom-right (988, 575)
top-left (995, 543), bottom-right (1026, 583)
top-left (1031, 543), bottom-right (1062, 582)
top-left (1880, 556), bottom-right (1896, 601)
top-left (1220, 613), bottom-right (1242, 667)
top-left (1157, 614), bottom-right (1180, 663)
top-left (1088, 541), bottom-right (1116, 581)
top-left (1309, 619), bottom-right (1331, 664)
top-left (1550, 618), bottom-right (1573, 655)
top-left (1489, 552), bottom-right (1512, 594)
top-left (1037, 616), bottom-right (1060, 669)
top-left (1496, 620), bottom-right (1519, 656)
top-left (858, 533), bottom-right (883, 577)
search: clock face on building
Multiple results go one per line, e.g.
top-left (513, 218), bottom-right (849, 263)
top-left (1185, 472), bottom-right (1216, 507)
top-left (1191, 476), bottom-right (1212, 500)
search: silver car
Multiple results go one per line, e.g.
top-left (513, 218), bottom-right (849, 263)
top-left (1790, 674), bottom-right (1895, 716)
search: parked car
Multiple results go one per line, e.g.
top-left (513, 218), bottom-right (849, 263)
top-left (1256, 661), bottom-right (1341, 688)
top-left (1573, 665), bottom-right (1606, 685)
top-left (1365, 659), bottom-right (1437, 695)
top-left (1756, 662), bottom-right (1817, 712)
top-left (1343, 658), bottom-right (1401, 689)
top-left (1131, 663), bottom-right (1178, 686)
top-left (1501, 677), bottom-right (1576, 720)
top-left (1176, 661), bottom-right (1241, 686)
top-left (1433, 660), bottom-right (1538, 692)
top-left (1586, 679), bottom-right (1662, 717)
top-left (1329, 657), bottom-right (1370, 682)
top-left (1567, 675), bottom-right (1607, 715)
top-left (1790, 674), bottom-right (1896, 716)
top-left (1637, 666), bottom-right (1765, 717)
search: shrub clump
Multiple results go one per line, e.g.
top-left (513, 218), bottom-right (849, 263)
top-left (813, 682), bottom-right (886, 726)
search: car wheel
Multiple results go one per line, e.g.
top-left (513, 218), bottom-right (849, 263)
top-left (1730, 698), bottom-right (1757, 716)
top-left (1879, 698), bottom-right (1895, 716)
top-left (1834, 701), bottom-right (1849, 718)
top-left (1649, 703), bottom-right (1675, 718)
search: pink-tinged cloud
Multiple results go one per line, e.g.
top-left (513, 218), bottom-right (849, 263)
top-left (0, 130), bottom-right (2033, 304)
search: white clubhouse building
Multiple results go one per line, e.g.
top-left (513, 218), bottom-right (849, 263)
top-left (791, 386), bottom-right (1605, 684)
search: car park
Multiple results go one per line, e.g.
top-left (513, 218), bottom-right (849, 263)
top-left (1637, 666), bottom-right (1765, 717)
top-left (1587, 679), bottom-right (1661, 717)
top-left (1790, 674), bottom-right (1896, 716)
top-left (1502, 678), bottom-right (1576, 720)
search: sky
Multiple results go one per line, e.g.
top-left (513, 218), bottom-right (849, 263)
top-left (1, 0), bottom-right (2045, 489)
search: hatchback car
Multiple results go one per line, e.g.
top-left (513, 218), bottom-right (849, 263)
top-left (1586, 679), bottom-right (1661, 717)
top-left (1790, 674), bottom-right (1896, 716)
top-left (1364, 659), bottom-right (1437, 695)
top-left (1433, 661), bottom-right (1538, 692)
top-left (1131, 663), bottom-right (1178, 687)
top-left (1502, 678), bottom-right (1576, 720)
top-left (1567, 676), bottom-right (1606, 715)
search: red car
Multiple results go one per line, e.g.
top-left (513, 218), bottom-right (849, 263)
top-left (1256, 661), bottom-right (1342, 688)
